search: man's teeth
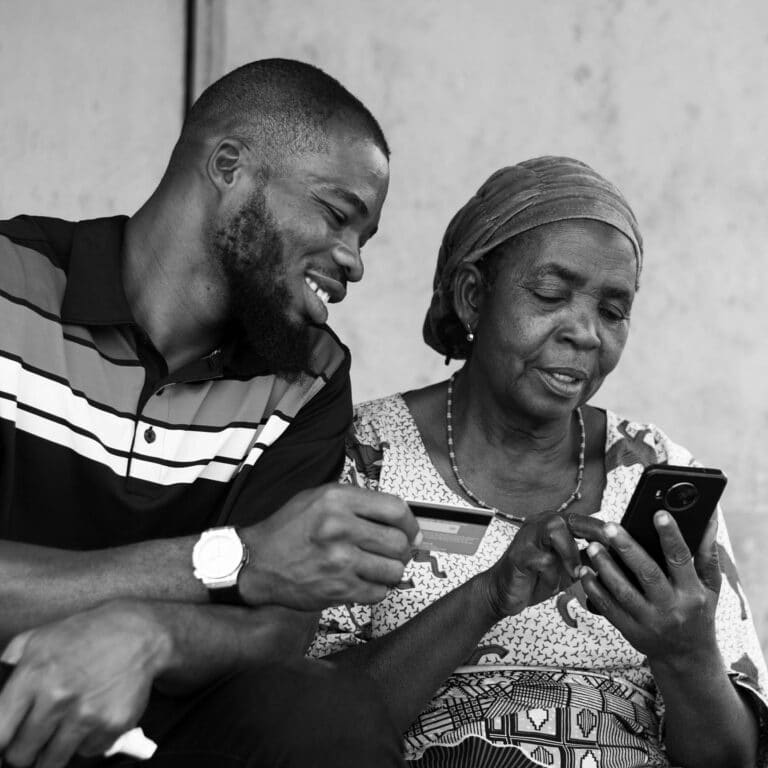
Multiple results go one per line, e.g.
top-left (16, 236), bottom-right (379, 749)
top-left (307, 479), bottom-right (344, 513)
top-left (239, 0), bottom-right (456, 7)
top-left (305, 277), bottom-right (330, 305)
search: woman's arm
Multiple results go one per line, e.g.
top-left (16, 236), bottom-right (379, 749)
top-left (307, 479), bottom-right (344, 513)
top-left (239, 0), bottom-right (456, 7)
top-left (330, 513), bottom-right (581, 732)
top-left (329, 572), bottom-right (496, 731)
top-left (573, 512), bottom-right (759, 768)
top-left (648, 643), bottom-right (759, 768)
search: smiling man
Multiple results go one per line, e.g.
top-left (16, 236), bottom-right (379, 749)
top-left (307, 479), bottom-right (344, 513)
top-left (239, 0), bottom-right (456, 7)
top-left (0, 59), bottom-right (418, 767)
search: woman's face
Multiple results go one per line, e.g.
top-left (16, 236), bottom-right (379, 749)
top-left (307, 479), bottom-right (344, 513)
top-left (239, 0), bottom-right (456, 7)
top-left (470, 218), bottom-right (637, 423)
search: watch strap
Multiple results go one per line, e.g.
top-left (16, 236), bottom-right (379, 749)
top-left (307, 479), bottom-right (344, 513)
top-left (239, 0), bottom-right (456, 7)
top-left (208, 582), bottom-right (248, 606)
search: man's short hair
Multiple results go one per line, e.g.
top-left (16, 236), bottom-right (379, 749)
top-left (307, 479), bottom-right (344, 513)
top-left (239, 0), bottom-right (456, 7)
top-left (174, 58), bottom-right (389, 169)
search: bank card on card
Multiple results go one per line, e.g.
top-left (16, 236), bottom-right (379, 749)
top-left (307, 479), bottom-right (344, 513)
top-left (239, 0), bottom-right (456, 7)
top-left (406, 499), bottom-right (494, 555)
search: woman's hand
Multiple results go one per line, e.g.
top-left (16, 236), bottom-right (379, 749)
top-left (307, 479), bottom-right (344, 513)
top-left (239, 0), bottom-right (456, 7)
top-left (570, 511), bottom-right (721, 665)
top-left (481, 513), bottom-right (581, 620)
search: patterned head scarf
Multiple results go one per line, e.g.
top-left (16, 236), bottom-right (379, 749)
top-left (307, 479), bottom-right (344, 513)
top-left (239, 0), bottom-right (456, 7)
top-left (423, 156), bottom-right (643, 360)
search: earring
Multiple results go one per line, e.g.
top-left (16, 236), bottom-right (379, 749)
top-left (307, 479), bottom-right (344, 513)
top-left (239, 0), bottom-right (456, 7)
top-left (466, 324), bottom-right (474, 343)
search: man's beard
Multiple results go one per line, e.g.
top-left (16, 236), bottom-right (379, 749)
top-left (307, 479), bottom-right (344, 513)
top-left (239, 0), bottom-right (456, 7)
top-left (211, 190), bottom-right (312, 378)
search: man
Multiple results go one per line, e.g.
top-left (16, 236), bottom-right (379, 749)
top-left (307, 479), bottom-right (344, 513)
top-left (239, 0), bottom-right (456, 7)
top-left (0, 59), bottom-right (420, 767)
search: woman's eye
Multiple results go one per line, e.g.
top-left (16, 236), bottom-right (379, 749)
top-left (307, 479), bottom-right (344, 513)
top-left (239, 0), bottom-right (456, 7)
top-left (601, 305), bottom-right (628, 322)
top-left (533, 291), bottom-right (566, 304)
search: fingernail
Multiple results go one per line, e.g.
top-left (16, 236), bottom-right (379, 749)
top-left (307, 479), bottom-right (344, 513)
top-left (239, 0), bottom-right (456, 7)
top-left (656, 511), bottom-right (670, 525)
top-left (604, 523), bottom-right (619, 538)
top-left (413, 531), bottom-right (424, 548)
top-left (587, 542), bottom-right (601, 558)
top-left (579, 565), bottom-right (591, 578)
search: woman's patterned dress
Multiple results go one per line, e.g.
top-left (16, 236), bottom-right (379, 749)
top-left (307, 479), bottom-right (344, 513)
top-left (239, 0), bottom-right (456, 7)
top-left (309, 395), bottom-right (768, 767)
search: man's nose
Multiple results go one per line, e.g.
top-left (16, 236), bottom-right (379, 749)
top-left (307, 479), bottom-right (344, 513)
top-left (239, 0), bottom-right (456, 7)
top-left (331, 240), bottom-right (363, 283)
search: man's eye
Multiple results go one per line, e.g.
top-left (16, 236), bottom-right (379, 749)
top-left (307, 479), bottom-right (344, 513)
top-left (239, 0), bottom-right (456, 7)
top-left (325, 205), bottom-right (347, 226)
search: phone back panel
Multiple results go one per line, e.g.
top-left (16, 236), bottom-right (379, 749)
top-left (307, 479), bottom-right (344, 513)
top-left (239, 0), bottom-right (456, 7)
top-left (621, 464), bottom-right (727, 575)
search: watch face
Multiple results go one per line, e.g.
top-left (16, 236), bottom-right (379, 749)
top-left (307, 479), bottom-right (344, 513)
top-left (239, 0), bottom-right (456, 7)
top-left (196, 531), bottom-right (244, 579)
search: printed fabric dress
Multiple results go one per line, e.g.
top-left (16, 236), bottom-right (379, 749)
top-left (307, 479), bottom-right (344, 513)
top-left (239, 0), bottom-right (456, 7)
top-left (308, 394), bottom-right (768, 768)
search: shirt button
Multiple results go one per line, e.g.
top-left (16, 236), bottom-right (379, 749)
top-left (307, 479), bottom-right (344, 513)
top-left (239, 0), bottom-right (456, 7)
top-left (144, 427), bottom-right (156, 444)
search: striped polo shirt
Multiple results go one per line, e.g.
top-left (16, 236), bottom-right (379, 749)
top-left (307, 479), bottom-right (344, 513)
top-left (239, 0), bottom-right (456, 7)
top-left (0, 215), bottom-right (352, 548)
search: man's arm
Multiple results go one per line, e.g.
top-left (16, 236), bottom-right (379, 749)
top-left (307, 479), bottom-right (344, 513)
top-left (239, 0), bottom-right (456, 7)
top-left (0, 484), bottom-right (420, 645)
top-left (0, 480), bottom-right (421, 768)
top-left (0, 341), bottom-right (419, 765)
top-left (3, 599), bottom-right (320, 696)
top-left (0, 598), bottom-right (320, 767)
top-left (0, 483), bottom-right (421, 768)
top-left (0, 347), bottom-right (370, 642)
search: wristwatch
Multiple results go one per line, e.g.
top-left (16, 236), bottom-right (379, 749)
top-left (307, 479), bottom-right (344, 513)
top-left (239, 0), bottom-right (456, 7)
top-left (192, 527), bottom-right (249, 605)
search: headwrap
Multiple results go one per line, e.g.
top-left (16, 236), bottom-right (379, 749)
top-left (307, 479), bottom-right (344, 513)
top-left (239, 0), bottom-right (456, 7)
top-left (423, 156), bottom-right (643, 359)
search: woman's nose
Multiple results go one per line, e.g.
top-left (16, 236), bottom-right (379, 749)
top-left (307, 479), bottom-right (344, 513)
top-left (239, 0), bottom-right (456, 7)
top-left (331, 241), bottom-right (364, 283)
top-left (562, 307), bottom-right (601, 349)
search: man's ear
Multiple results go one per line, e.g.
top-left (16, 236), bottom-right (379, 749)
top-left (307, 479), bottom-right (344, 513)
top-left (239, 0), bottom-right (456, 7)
top-left (206, 138), bottom-right (249, 192)
top-left (453, 262), bottom-right (486, 333)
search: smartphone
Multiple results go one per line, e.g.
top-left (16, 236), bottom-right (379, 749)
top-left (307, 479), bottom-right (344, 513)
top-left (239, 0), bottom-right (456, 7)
top-left (614, 463), bottom-right (727, 584)
top-left (405, 499), bottom-right (494, 555)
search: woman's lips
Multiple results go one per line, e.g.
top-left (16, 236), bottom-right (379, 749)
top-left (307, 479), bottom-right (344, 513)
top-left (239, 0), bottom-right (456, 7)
top-left (536, 368), bottom-right (586, 398)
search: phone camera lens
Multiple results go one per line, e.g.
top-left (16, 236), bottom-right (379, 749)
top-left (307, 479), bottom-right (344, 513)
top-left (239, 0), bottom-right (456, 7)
top-left (664, 482), bottom-right (699, 512)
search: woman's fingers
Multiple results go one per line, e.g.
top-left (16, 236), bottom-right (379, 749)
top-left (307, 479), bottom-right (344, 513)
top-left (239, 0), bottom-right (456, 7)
top-left (567, 513), bottom-right (611, 547)
top-left (651, 511), bottom-right (708, 592)
top-left (541, 515), bottom-right (581, 579)
top-left (494, 514), bottom-right (581, 615)
top-left (583, 540), bottom-right (647, 619)
top-left (601, 521), bottom-right (675, 602)
top-left (578, 564), bottom-right (641, 635)
top-left (693, 513), bottom-right (721, 594)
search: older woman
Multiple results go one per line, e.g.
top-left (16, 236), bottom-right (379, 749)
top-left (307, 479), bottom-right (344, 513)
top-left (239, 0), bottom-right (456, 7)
top-left (311, 157), bottom-right (767, 767)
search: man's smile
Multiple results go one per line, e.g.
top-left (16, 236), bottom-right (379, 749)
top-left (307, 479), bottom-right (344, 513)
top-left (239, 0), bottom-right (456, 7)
top-left (304, 276), bottom-right (331, 305)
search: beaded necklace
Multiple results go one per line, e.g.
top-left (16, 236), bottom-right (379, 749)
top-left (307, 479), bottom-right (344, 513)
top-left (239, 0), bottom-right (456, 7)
top-left (445, 372), bottom-right (585, 524)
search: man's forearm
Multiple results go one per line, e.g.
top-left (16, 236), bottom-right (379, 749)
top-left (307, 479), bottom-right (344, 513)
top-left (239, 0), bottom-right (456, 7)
top-left (0, 537), bottom-right (207, 643)
top-left (143, 600), bottom-right (319, 694)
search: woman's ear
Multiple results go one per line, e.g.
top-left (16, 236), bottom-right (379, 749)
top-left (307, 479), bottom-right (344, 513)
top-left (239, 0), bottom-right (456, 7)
top-left (207, 138), bottom-right (248, 192)
top-left (453, 262), bottom-right (486, 335)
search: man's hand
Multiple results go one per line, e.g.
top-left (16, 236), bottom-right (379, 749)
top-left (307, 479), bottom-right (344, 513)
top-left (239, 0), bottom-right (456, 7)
top-left (480, 512), bottom-right (581, 620)
top-left (240, 485), bottom-right (421, 610)
top-left (0, 600), bottom-right (171, 768)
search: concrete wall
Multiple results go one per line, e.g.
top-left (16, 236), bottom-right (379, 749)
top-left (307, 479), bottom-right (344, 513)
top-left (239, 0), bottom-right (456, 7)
top-left (0, 0), bottom-right (184, 218)
top-left (2, 0), bottom-right (767, 653)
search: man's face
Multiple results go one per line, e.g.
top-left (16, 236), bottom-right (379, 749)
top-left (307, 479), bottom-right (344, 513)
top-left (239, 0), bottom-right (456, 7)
top-left (211, 124), bottom-right (390, 376)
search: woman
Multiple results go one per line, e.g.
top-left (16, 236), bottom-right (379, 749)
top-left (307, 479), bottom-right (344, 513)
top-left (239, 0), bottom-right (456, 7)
top-left (311, 157), bottom-right (767, 767)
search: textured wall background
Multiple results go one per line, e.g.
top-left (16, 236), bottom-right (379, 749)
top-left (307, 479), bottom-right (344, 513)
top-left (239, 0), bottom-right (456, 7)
top-left (2, 0), bottom-right (767, 654)
top-left (0, 0), bottom-right (184, 219)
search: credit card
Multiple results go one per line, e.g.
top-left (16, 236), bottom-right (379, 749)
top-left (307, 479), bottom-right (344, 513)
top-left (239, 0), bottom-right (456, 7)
top-left (406, 499), bottom-right (494, 555)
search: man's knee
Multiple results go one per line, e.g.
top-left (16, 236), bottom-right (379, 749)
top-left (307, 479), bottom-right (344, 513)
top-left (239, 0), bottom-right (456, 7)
top-left (254, 658), bottom-right (397, 735)
top-left (207, 659), bottom-right (403, 767)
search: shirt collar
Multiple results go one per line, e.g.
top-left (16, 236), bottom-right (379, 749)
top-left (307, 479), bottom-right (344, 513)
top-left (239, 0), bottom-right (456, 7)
top-left (60, 216), bottom-right (135, 326)
top-left (59, 215), bottom-right (271, 377)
